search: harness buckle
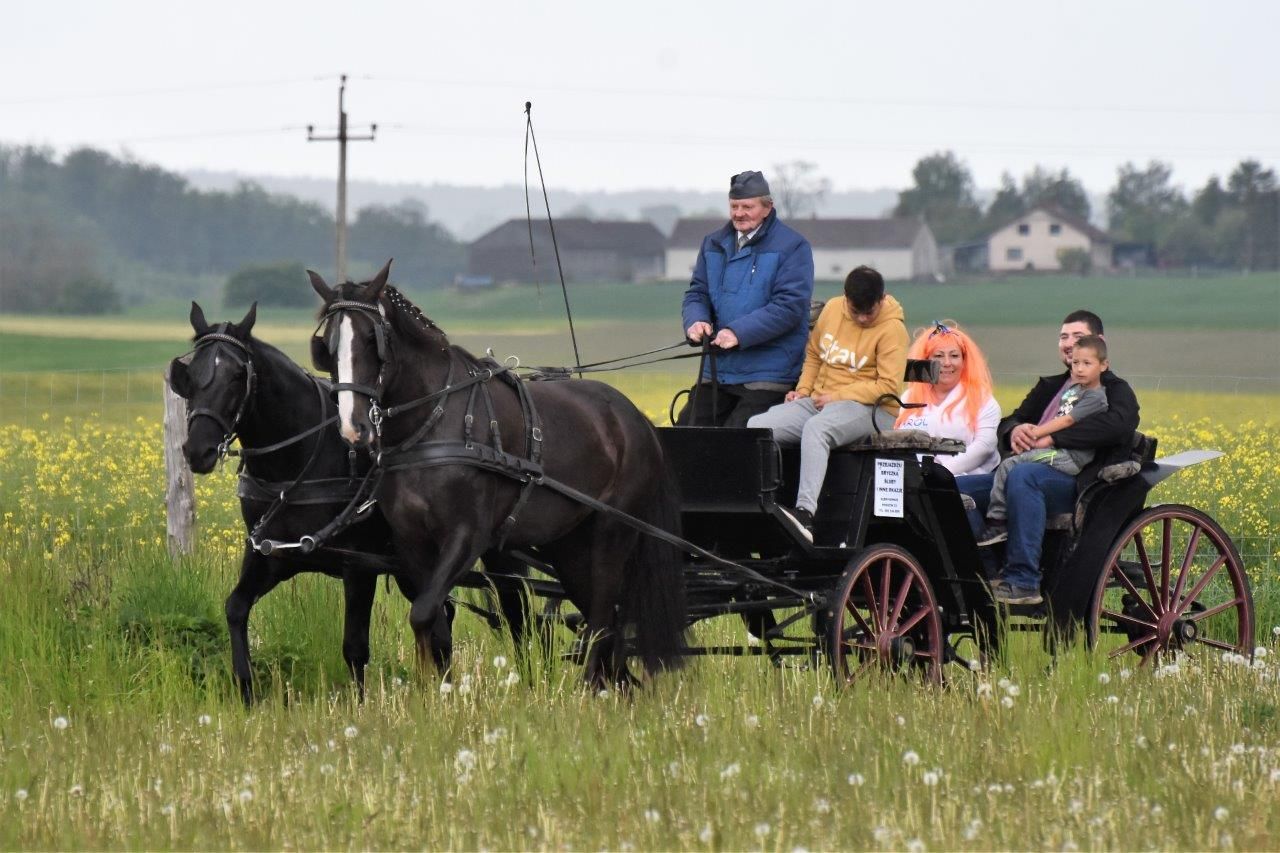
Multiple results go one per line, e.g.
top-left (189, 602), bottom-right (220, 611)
top-left (356, 498), bottom-right (378, 515)
top-left (370, 403), bottom-right (384, 437)
top-left (531, 427), bottom-right (543, 442)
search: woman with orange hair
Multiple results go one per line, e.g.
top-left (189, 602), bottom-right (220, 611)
top-left (895, 320), bottom-right (1001, 475)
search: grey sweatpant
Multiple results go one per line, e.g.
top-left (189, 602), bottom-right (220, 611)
top-left (987, 449), bottom-right (1084, 520)
top-left (747, 398), bottom-right (894, 513)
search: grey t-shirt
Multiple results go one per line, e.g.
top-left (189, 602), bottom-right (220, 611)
top-left (1045, 383), bottom-right (1108, 467)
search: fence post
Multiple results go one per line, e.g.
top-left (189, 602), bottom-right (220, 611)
top-left (164, 360), bottom-right (196, 556)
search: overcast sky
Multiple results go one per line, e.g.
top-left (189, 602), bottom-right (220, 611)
top-left (6, 0), bottom-right (1277, 196)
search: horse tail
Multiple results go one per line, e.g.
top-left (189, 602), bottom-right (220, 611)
top-left (623, 455), bottom-right (688, 674)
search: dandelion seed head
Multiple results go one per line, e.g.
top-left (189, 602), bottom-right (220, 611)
top-left (847, 772), bottom-right (865, 786)
top-left (1097, 672), bottom-right (1111, 685)
top-left (745, 714), bottom-right (760, 729)
top-left (903, 750), bottom-right (920, 766)
top-left (923, 770), bottom-right (940, 786)
top-left (754, 822), bottom-right (771, 838)
top-left (1001, 696), bottom-right (1015, 709)
top-left (343, 725), bottom-right (358, 739)
top-left (15, 789), bottom-right (28, 802)
top-left (1106, 695), bottom-right (1120, 704)
top-left (720, 762), bottom-right (741, 780)
top-left (492, 655), bottom-right (508, 669)
top-left (695, 713), bottom-right (710, 728)
top-left (197, 714), bottom-right (212, 727)
top-left (812, 694), bottom-right (824, 708)
top-left (1214, 806), bottom-right (1229, 822)
top-left (644, 808), bottom-right (661, 824)
top-left (239, 789), bottom-right (253, 804)
top-left (906, 838), bottom-right (925, 853)
top-left (53, 716), bottom-right (69, 730)
top-left (699, 825), bottom-right (714, 844)
top-left (439, 682), bottom-right (453, 695)
top-left (813, 797), bottom-right (832, 814)
top-left (502, 671), bottom-right (520, 687)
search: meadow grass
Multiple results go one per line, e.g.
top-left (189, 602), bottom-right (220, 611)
top-left (1, 394), bottom-right (1278, 849)
top-left (1, 285), bottom-right (1278, 849)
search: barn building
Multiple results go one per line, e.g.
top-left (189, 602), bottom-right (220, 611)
top-left (468, 219), bottom-right (666, 284)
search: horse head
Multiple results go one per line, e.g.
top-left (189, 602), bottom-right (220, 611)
top-left (169, 301), bottom-right (258, 473)
top-left (309, 260), bottom-right (396, 448)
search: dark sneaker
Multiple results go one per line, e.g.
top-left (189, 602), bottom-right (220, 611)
top-left (778, 505), bottom-right (814, 544)
top-left (976, 521), bottom-right (1008, 547)
top-left (994, 583), bottom-right (1043, 606)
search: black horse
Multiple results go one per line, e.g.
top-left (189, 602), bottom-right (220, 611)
top-left (169, 302), bottom-right (513, 703)
top-left (309, 262), bottom-right (687, 687)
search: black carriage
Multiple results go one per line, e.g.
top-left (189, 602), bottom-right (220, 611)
top-left (647, 418), bottom-right (1254, 680)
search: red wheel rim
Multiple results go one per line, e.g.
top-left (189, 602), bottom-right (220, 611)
top-left (1089, 505), bottom-right (1253, 666)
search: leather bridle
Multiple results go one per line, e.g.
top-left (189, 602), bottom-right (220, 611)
top-left (186, 329), bottom-right (255, 461)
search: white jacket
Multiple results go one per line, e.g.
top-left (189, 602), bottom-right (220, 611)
top-left (897, 387), bottom-right (1001, 475)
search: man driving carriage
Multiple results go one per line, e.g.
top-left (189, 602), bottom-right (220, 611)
top-left (677, 170), bottom-right (815, 427)
top-left (957, 310), bottom-right (1140, 605)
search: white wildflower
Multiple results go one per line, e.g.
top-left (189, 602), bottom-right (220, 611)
top-left (53, 716), bottom-right (69, 730)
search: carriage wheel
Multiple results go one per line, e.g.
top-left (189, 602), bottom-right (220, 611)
top-left (824, 545), bottom-right (945, 686)
top-left (1087, 505), bottom-right (1253, 666)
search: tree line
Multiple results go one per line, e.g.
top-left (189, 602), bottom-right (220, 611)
top-left (892, 152), bottom-right (1279, 269)
top-left (0, 145), bottom-right (465, 314)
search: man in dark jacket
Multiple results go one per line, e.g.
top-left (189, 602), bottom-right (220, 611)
top-left (957, 310), bottom-right (1140, 604)
top-left (678, 170), bottom-right (815, 427)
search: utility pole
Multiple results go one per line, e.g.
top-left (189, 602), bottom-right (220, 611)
top-left (308, 74), bottom-right (376, 282)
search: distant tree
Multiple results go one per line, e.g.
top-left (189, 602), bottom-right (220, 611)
top-left (894, 151), bottom-right (983, 245)
top-left (1056, 247), bottom-right (1092, 276)
top-left (983, 172), bottom-right (1026, 230)
top-left (1022, 165), bottom-right (1091, 220)
top-left (639, 204), bottom-right (681, 236)
top-left (1226, 159), bottom-right (1278, 270)
top-left (349, 200), bottom-right (465, 288)
top-left (224, 262), bottom-right (311, 308)
top-left (1106, 161), bottom-right (1187, 246)
top-left (1191, 176), bottom-right (1230, 225)
top-left (770, 160), bottom-right (831, 219)
top-left (0, 190), bottom-right (119, 315)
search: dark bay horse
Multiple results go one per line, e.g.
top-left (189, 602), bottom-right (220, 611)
top-left (170, 302), bottom-right (505, 703)
top-left (309, 262), bottom-right (687, 687)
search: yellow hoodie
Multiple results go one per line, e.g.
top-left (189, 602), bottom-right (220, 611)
top-left (796, 294), bottom-right (909, 412)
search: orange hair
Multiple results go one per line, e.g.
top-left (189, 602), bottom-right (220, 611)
top-left (894, 319), bottom-right (994, 432)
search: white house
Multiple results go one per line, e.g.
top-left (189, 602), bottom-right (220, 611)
top-left (665, 217), bottom-right (940, 281)
top-left (987, 205), bottom-right (1112, 272)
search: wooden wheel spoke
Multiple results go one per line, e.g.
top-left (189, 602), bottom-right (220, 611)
top-left (843, 606), bottom-right (876, 640)
top-left (1108, 632), bottom-right (1158, 659)
top-left (1109, 561), bottom-right (1160, 621)
top-left (888, 574), bottom-right (914, 630)
top-left (1100, 608), bottom-right (1157, 633)
top-left (851, 658), bottom-right (879, 682)
top-left (1159, 517), bottom-right (1172, 609)
top-left (1185, 597), bottom-right (1244, 622)
top-left (1194, 637), bottom-right (1242, 653)
top-left (897, 605), bottom-right (932, 635)
top-left (1172, 555), bottom-right (1229, 617)
top-left (1132, 532), bottom-right (1162, 615)
top-left (1170, 525), bottom-right (1202, 606)
top-left (878, 558), bottom-right (892, 630)
top-left (859, 572), bottom-right (880, 632)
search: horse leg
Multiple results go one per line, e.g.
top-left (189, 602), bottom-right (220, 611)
top-left (341, 571), bottom-right (377, 702)
top-left (481, 549), bottom-right (532, 649)
top-left (407, 530), bottom-right (484, 679)
top-left (225, 548), bottom-right (283, 706)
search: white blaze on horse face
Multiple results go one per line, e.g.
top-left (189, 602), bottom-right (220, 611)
top-left (336, 315), bottom-right (361, 444)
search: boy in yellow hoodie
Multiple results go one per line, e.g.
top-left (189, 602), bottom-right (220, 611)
top-left (747, 265), bottom-right (908, 542)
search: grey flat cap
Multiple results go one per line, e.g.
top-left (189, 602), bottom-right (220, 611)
top-left (729, 170), bottom-right (770, 199)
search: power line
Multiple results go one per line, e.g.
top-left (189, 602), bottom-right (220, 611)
top-left (0, 75), bottom-right (332, 107)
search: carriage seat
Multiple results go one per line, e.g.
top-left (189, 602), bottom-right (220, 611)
top-left (860, 429), bottom-right (966, 455)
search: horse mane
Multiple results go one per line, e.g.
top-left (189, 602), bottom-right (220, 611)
top-left (381, 285), bottom-right (451, 350)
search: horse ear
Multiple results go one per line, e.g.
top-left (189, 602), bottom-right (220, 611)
top-left (308, 270), bottom-right (334, 301)
top-left (168, 358), bottom-right (192, 399)
top-left (367, 259), bottom-right (392, 299)
top-left (189, 302), bottom-right (210, 335)
top-left (239, 302), bottom-right (257, 336)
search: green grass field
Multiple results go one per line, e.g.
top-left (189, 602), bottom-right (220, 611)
top-left (1, 273), bottom-right (1279, 849)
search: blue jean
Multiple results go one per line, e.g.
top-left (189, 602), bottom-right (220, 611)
top-left (956, 465), bottom-right (1076, 590)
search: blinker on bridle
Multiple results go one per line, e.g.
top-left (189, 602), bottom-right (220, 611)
top-left (186, 328), bottom-right (255, 462)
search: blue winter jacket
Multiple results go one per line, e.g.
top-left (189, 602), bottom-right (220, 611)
top-left (680, 209), bottom-right (815, 385)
